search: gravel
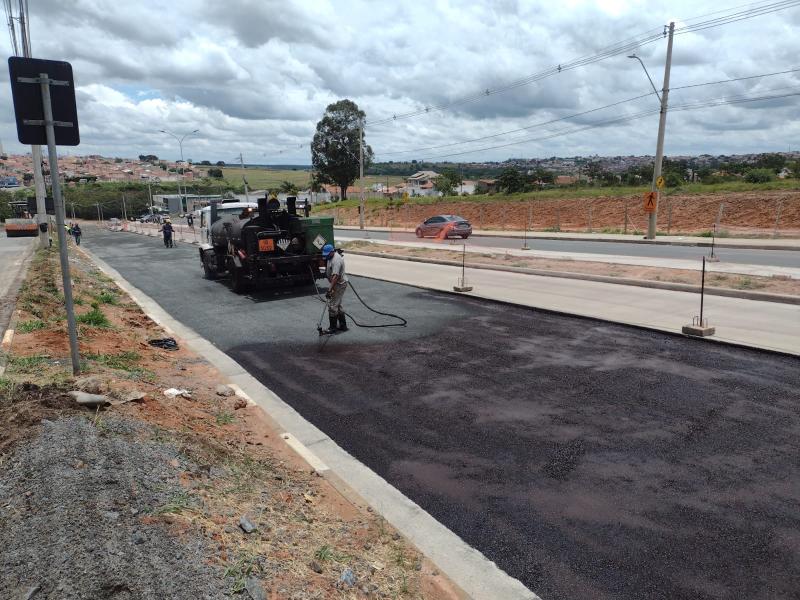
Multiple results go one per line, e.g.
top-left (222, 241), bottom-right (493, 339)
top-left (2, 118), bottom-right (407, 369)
top-left (0, 416), bottom-right (227, 599)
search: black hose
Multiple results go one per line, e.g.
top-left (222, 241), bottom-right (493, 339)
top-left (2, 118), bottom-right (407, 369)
top-left (309, 266), bottom-right (407, 329)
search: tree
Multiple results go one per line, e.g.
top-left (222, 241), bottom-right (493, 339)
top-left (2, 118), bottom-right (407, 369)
top-left (433, 168), bottom-right (462, 195)
top-left (755, 153), bottom-right (786, 173)
top-left (497, 168), bottom-right (524, 194)
top-left (138, 154), bottom-right (158, 163)
top-left (311, 99), bottom-right (373, 200)
top-left (215, 161), bottom-right (226, 167)
top-left (199, 160), bottom-right (211, 166)
top-left (279, 181), bottom-right (299, 194)
top-left (207, 168), bottom-right (224, 179)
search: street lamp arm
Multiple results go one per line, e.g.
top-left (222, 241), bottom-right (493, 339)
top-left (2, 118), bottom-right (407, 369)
top-left (628, 55), bottom-right (662, 104)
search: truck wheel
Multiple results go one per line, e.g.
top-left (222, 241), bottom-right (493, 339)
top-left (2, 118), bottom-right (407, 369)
top-left (230, 266), bottom-right (250, 293)
top-left (202, 255), bottom-right (218, 280)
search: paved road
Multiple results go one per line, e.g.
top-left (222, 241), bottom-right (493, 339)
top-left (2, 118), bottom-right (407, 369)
top-left (85, 228), bottom-right (800, 600)
top-left (0, 232), bottom-right (35, 334)
top-left (338, 228), bottom-right (800, 268)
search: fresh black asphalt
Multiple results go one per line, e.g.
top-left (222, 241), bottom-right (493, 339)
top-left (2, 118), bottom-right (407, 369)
top-left (85, 228), bottom-right (800, 600)
top-left (337, 228), bottom-right (800, 269)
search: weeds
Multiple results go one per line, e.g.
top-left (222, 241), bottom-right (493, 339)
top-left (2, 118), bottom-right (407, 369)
top-left (8, 354), bottom-right (50, 372)
top-left (76, 307), bottom-right (111, 328)
top-left (315, 545), bottom-right (334, 561)
top-left (17, 319), bottom-right (46, 333)
top-left (85, 351), bottom-right (140, 371)
top-left (154, 490), bottom-right (192, 515)
top-left (734, 277), bottom-right (766, 290)
top-left (216, 411), bottom-right (235, 426)
top-left (95, 291), bottom-right (118, 305)
top-left (223, 552), bottom-right (260, 594)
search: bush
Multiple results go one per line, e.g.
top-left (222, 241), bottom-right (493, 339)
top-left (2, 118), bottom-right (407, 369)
top-left (76, 307), bottom-right (111, 328)
top-left (744, 168), bottom-right (773, 183)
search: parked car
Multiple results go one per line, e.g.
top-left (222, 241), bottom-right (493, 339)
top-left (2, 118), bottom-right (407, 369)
top-left (415, 215), bottom-right (472, 239)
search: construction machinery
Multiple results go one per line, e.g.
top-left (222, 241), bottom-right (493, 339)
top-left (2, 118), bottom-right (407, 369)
top-left (198, 196), bottom-right (333, 293)
top-left (4, 200), bottom-right (38, 237)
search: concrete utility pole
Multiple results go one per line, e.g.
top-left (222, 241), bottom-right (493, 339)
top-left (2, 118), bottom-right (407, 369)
top-left (358, 119), bottom-right (365, 230)
top-left (15, 1), bottom-right (48, 249)
top-left (238, 152), bottom-right (249, 203)
top-left (647, 22), bottom-right (675, 240)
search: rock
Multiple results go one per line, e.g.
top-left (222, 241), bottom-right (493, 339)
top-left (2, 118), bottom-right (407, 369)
top-left (74, 375), bottom-right (109, 394)
top-left (391, 532), bottom-right (402, 541)
top-left (68, 391), bottom-right (110, 408)
top-left (216, 384), bottom-right (235, 397)
top-left (338, 568), bottom-right (356, 587)
top-left (244, 577), bottom-right (267, 600)
top-left (309, 560), bottom-right (323, 574)
top-left (233, 397), bottom-right (248, 410)
top-left (132, 532), bottom-right (146, 545)
top-left (239, 515), bottom-right (257, 534)
top-left (115, 390), bottom-right (146, 404)
top-left (163, 388), bottom-right (191, 399)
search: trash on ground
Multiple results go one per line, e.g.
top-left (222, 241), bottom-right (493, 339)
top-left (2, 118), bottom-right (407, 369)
top-left (68, 391), bottom-right (111, 407)
top-left (163, 388), bottom-right (191, 399)
top-left (148, 337), bottom-right (179, 351)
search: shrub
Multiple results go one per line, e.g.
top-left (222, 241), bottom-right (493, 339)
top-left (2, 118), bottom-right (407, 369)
top-left (744, 168), bottom-right (773, 183)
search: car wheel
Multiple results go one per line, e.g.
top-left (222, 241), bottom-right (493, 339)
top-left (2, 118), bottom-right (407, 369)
top-left (415, 228), bottom-right (423, 238)
top-left (461, 235), bottom-right (469, 239)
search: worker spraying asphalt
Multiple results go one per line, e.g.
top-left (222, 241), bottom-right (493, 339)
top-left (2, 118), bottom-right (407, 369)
top-left (312, 246), bottom-right (407, 338)
top-left (321, 243), bottom-right (348, 334)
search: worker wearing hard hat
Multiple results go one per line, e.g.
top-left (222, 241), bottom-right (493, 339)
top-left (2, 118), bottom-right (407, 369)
top-left (322, 243), bottom-right (348, 333)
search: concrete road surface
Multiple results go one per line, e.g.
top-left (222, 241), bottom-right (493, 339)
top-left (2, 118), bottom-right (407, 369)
top-left (338, 228), bottom-right (800, 269)
top-left (85, 228), bottom-right (800, 600)
top-left (0, 232), bottom-right (35, 334)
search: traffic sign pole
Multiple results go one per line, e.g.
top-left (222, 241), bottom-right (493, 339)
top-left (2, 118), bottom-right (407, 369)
top-left (39, 72), bottom-right (80, 374)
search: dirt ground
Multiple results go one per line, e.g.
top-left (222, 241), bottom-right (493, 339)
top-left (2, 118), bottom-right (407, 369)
top-left (342, 241), bottom-right (800, 297)
top-left (322, 189), bottom-right (800, 236)
top-left (0, 246), bottom-right (461, 599)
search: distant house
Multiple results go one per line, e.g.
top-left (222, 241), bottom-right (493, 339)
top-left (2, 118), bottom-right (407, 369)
top-left (778, 167), bottom-right (792, 179)
top-left (475, 179), bottom-right (497, 194)
top-left (555, 175), bottom-right (577, 185)
top-left (406, 171), bottom-right (440, 196)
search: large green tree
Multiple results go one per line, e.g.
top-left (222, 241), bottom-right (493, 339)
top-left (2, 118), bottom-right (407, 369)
top-left (311, 99), bottom-right (373, 200)
top-left (497, 168), bottom-right (524, 194)
top-left (433, 168), bottom-right (463, 196)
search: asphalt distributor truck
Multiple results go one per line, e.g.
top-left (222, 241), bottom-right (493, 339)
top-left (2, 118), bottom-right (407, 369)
top-left (198, 196), bottom-right (333, 293)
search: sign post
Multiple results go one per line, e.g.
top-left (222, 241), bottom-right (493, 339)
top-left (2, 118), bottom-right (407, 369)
top-left (9, 57), bottom-right (81, 374)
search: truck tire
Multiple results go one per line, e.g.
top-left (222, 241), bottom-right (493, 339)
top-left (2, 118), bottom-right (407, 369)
top-left (202, 254), bottom-right (218, 280)
top-left (230, 265), bottom-right (250, 294)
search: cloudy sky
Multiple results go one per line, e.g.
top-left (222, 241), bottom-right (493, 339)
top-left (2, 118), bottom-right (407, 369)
top-left (1, 0), bottom-right (799, 164)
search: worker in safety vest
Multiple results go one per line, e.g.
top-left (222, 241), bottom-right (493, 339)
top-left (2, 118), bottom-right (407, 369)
top-left (322, 243), bottom-right (348, 333)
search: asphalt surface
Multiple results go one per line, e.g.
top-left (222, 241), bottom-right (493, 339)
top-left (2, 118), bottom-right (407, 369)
top-left (85, 227), bottom-right (800, 600)
top-left (0, 232), bottom-right (35, 334)
top-left (337, 228), bottom-right (800, 268)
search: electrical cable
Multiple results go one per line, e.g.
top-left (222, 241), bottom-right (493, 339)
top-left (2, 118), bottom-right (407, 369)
top-left (308, 264), bottom-right (407, 332)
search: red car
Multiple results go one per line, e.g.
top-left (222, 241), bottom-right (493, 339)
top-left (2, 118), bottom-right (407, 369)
top-left (415, 215), bottom-right (472, 239)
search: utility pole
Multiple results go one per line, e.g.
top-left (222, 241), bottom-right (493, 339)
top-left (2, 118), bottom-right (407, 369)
top-left (647, 22), bottom-right (675, 240)
top-left (238, 152), bottom-right (249, 202)
top-left (359, 119), bottom-right (365, 230)
top-left (122, 194), bottom-right (127, 221)
top-left (15, 0), bottom-right (47, 249)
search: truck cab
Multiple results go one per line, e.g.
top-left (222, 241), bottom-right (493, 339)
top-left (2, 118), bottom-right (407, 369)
top-left (195, 201), bottom-right (258, 243)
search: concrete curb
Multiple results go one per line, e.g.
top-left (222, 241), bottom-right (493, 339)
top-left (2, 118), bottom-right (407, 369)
top-left (80, 245), bottom-right (538, 600)
top-left (0, 240), bottom-right (36, 377)
top-left (347, 250), bottom-right (800, 306)
top-left (333, 226), bottom-right (800, 251)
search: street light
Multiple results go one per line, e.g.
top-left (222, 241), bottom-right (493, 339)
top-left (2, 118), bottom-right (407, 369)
top-left (627, 54), bottom-right (662, 103)
top-left (160, 129), bottom-right (199, 212)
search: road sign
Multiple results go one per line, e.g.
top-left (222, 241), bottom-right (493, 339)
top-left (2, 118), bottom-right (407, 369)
top-left (656, 175), bottom-right (665, 189)
top-left (8, 57), bottom-right (79, 146)
top-left (643, 191), bottom-right (657, 213)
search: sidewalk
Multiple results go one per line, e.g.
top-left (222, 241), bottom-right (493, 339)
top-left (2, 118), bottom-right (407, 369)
top-left (335, 225), bottom-right (800, 251)
top-left (338, 235), bottom-right (800, 279)
top-left (346, 253), bottom-right (800, 356)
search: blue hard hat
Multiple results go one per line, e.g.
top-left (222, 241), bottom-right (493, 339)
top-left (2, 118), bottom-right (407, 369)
top-left (321, 243), bottom-right (334, 257)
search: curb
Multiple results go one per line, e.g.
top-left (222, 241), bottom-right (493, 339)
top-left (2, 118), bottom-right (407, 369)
top-left (347, 250), bottom-right (800, 306)
top-left (0, 240), bottom-right (37, 377)
top-left (79, 245), bottom-right (537, 600)
top-left (333, 226), bottom-right (800, 251)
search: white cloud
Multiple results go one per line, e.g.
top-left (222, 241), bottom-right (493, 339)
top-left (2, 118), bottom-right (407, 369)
top-left (0, 0), bottom-right (798, 162)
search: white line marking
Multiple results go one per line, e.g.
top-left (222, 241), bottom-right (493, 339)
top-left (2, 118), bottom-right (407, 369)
top-left (280, 432), bottom-right (330, 473)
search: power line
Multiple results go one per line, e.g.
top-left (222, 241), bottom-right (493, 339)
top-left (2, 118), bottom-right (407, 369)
top-left (413, 88), bottom-right (800, 161)
top-left (364, 0), bottom-right (800, 128)
top-left (376, 66), bottom-right (800, 158)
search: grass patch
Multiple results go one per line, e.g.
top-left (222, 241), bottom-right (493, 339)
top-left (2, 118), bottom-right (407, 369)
top-left (95, 291), bottom-right (118, 305)
top-left (17, 319), bottom-right (46, 333)
top-left (734, 277), bottom-right (766, 290)
top-left (154, 490), bottom-right (192, 515)
top-left (216, 411), bottom-right (235, 426)
top-left (8, 354), bottom-right (50, 372)
top-left (85, 351), bottom-right (140, 371)
top-left (315, 545), bottom-right (334, 561)
top-left (223, 552), bottom-right (260, 594)
top-left (76, 307), bottom-right (111, 328)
